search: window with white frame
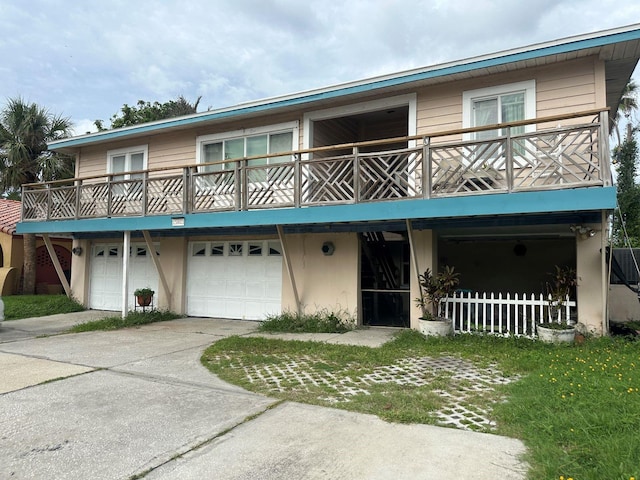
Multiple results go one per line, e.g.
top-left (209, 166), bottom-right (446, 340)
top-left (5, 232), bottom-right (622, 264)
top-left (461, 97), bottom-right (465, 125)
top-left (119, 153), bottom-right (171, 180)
top-left (107, 145), bottom-right (148, 180)
top-left (462, 80), bottom-right (536, 140)
top-left (196, 122), bottom-right (298, 173)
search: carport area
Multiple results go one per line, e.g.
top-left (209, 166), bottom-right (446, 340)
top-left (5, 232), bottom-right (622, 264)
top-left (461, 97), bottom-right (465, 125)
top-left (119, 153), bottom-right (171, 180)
top-left (0, 315), bottom-right (527, 479)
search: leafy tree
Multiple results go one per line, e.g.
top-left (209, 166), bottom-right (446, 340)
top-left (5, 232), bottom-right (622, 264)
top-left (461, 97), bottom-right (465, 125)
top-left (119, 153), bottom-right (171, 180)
top-left (95, 95), bottom-right (202, 130)
top-left (0, 97), bottom-right (73, 294)
top-left (612, 129), bottom-right (640, 247)
top-left (610, 80), bottom-right (640, 248)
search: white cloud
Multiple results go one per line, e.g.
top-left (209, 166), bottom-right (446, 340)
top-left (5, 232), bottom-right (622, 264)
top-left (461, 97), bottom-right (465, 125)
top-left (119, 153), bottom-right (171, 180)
top-left (0, 0), bottom-right (638, 129)
top-left (71, 119), bottom-right (99, 137)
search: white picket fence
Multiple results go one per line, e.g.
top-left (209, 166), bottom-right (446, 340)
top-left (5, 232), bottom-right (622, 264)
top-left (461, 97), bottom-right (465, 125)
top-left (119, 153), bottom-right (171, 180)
top-left (442, 291), bottom-right (577, 337)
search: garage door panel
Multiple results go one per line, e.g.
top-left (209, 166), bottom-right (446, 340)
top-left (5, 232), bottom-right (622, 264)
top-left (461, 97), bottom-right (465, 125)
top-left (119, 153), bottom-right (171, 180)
top-left (89, 243), bottom-right (159, 312)
top-left (221, 282), bottom-right (241, 298)
top-left (187, 240), bottom-right (282, 320)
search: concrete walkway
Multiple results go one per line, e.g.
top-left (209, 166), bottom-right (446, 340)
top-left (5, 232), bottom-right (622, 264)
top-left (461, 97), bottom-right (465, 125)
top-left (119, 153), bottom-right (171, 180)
top-left (0, 312), bottom-right (527, 479)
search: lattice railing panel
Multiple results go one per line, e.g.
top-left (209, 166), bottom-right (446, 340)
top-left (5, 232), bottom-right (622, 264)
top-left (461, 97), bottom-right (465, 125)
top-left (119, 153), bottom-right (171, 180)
top-left (110, 180), bottom-right (144, 216)
top-left (300, 156), bottom-right (354, 205)
top-left (22, 190), bottom-right (49, 220)
top-left (512, 125), bottom-right (601, 190)
top-left (192, 170), bottom-right (237, 211)
top-left (20, 113), bottom-right (608, 221)
top-left (49, 187), bottom-right (77, 219)
top-left (430, 139), bottom-right (507, 196)
top-left (247, 164), bottom-right (295, 207)
top-left (147, 176), bottom-right (184, 215)
top-left (358, 148), bottom-right (422, 201)
top-left (78, 183), bottom-right (108, 218)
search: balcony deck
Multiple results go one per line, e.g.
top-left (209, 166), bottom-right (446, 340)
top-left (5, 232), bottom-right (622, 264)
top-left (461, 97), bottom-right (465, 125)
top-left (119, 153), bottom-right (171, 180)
top-left (22, 109), bottom-right (611, 222)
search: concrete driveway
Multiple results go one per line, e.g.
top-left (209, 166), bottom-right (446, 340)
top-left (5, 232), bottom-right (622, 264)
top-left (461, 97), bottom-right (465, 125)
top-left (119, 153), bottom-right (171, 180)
top-left (0, 313), bottom-right (527, 479)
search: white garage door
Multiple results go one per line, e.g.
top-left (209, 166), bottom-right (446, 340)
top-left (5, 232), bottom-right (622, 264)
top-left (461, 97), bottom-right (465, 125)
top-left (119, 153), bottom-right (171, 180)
top-left (186, 240), bottom-right (282, 320)
top-left (89, 243), bottom-right (159, 311)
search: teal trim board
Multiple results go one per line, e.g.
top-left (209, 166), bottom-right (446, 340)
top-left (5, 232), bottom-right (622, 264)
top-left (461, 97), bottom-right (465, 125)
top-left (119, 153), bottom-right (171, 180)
top-left (16, 187), bottom-right (616, 235)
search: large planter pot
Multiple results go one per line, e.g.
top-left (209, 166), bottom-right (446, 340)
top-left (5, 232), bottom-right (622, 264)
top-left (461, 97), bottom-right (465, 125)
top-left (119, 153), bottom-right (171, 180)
top-left (419, 318), bottom-right (453, 337)
top-left (537, 324), bottom-right (575, 343)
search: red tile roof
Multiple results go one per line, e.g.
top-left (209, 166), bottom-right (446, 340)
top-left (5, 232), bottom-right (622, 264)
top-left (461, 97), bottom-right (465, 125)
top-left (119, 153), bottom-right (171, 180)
top-left (0, 199), bottom-right (22, 235)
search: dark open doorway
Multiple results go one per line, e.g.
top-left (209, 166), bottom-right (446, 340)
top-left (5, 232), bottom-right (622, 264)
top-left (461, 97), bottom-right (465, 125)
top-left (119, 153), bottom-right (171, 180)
top-left (360, 231), bottom-right (410, 327)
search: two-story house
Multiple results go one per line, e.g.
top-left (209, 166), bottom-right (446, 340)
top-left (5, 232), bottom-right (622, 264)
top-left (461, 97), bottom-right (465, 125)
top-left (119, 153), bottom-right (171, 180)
top-left (18, 24), bottom-right (640, 335)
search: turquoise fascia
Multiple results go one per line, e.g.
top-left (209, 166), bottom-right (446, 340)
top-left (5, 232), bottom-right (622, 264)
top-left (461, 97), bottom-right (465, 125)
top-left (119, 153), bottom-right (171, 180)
top-left (16, 187), bottom-right (616, 235)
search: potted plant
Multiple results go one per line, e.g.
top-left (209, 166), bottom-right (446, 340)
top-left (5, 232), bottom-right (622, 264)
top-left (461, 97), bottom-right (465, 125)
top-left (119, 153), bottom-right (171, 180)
top-left (537, 265), bottom-right (577, 343)
top-left (415, 266), bottom-right (460, 337)
top-left (134, 287), bottom-right (155, 307)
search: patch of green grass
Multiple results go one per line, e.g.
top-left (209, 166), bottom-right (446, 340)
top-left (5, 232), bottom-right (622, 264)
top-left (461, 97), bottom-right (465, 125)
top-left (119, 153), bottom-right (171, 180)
top-left (493, 336), bottom-right (640, 480)
top-left (258, 309), bottom-right (356, 333)
top-left (68, 310), bottom-right (182, 332)
top-left (201, 332), bottom-right (640, 479)
top-left (2, 294), bottom-right (84, 320)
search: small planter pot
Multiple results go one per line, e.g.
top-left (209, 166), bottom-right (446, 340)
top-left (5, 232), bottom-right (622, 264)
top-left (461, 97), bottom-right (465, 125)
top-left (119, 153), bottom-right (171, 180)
top-left (536, 324), bottom-right (575, 343)
top-left (418, 318), bottom-right (453, 337)
top-left (136, 295), bottom-right (153, 307)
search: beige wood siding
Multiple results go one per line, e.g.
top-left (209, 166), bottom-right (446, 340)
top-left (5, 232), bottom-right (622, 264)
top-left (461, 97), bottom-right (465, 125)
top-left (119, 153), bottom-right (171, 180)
top-left (76, 113), bottom-right (303, 179)
top-left (416, 56), bottom-right (599, 138)
top-left (77, 145), bottom-right (109, 179)
top-left (75, 56), bottom-right (601, 179)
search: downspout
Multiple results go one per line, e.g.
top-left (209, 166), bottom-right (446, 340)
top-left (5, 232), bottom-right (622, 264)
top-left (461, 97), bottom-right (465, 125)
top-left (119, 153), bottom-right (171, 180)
top-left (122, 231), bottom-right (130, 319)
top-left (41, 234), bottom-right (71, 298)
top-left (276, 225), bottom-right (301, 314)
top-left (141, 230), bottom-right (171, 310)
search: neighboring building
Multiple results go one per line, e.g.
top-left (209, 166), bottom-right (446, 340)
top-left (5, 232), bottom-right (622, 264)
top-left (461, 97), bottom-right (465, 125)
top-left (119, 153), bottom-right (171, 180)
top-left (17, 25), bottom-right (640, 335)
top-left (0, 199), bottom-right (71, 295)
top-left (610, 248), bottom-right (640, 322)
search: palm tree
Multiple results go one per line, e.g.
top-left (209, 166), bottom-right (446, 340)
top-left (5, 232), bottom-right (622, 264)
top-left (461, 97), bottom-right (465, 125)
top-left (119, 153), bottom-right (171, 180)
top-left (0, 97), bottom-right (73, 294)
top-left (612, 80), bottom-right (638, 146)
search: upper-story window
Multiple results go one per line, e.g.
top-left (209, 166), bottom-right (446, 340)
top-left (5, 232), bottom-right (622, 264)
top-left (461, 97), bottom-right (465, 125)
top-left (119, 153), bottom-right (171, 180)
top-left (462, 80), bottom-right (536, 140)
top-left (107, 145), bottom-right (148, 197)
top-left (107, 145), bottom-right (148, 180)
top-left (196, 121), bottom-right (298, 172)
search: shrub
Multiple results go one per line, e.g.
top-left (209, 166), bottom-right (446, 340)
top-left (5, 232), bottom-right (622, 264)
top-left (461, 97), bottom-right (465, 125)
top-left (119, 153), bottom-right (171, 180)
top-left (258, 309), bottom-right (356, 333)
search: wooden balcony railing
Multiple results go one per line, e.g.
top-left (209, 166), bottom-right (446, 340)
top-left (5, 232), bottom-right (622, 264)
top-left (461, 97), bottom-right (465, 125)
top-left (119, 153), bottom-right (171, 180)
top-left (22, 109), bottom-right (611, 222)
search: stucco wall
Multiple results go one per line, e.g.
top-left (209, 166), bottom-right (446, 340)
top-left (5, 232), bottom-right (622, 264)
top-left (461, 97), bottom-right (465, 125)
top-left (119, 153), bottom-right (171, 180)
top-left (409, 229), bottom-right (436, 329)
top-left (0, 232), bottom-right (12, 268)
top-left (576, 219), bottom-right (607, 334)
top-left (156, 237), bottom-right (186, 313)
top-left (281, 232), bottom-right (359, 320)
top-left (70, 239), bottom-right (89, 305)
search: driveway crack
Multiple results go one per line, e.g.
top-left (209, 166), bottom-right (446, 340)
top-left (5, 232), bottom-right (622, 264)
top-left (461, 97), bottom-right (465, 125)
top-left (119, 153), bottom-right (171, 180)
top-left (128, 399), bottom-right (285, 479)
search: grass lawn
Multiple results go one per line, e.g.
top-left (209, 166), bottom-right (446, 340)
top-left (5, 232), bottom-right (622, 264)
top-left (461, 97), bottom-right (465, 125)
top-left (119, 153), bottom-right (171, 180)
top-left (201, 331), bottom-right (640, 480)
top-left (2, 294), bottom-right (84, 320)
top-left (68, 310), bottom-right (183, 332)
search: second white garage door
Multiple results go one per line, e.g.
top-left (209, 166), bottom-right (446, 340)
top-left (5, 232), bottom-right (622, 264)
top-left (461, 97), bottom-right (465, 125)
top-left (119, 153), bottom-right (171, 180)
top-left (88, 243), bottom-right (159, 311)
top-left (186, 240), bottom-right (283, 320)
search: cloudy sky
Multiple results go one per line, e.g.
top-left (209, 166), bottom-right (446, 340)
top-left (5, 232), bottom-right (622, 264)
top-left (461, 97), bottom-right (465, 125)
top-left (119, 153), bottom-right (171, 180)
top-left (1, 0), bottom-right (639, 135)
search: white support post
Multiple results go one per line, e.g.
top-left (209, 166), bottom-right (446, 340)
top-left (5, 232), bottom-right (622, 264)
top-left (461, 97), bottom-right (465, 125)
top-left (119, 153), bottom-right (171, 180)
top-left (41, 234), bottom-right (72, 297)
top-left (121, 231), bottom-right (130, 319)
